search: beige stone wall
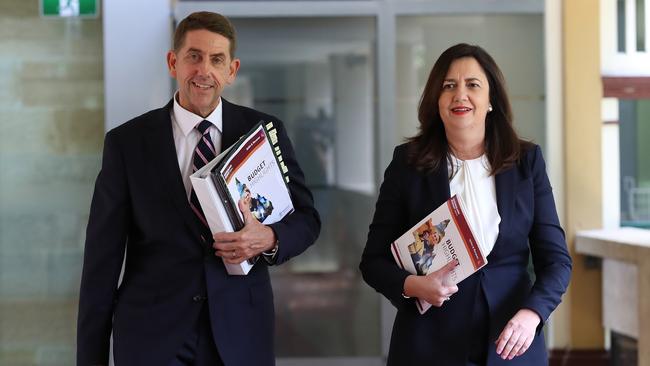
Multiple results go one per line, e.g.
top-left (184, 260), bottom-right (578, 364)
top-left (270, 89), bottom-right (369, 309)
top-left (0, 1), bottom-right (104, 364)
top-left (563, 0), bottom-right (605, 348)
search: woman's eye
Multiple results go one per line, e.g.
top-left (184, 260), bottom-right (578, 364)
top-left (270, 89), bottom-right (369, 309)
top-left (442, 83), bottom-right (455, 89)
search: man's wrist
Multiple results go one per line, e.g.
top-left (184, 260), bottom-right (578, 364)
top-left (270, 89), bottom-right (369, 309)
top-left (262, 241), bottom-right (278, 264)
top-left (262, 228), bottom-right (279, 264)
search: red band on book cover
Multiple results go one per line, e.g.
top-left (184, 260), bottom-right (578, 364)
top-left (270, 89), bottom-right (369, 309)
top-left (222, 129), bottom-right (267, 183)
top-left (447, 196), bottom-right (485, 270)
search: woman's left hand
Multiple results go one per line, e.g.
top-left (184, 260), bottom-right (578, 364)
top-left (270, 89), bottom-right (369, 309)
top-left (495, 309), bottom-right (541, 360)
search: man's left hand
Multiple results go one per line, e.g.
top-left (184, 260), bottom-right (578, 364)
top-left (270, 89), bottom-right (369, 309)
top-left (213, 199), bottom-right (276, 264)
top-left (495, 308), bottom-right (541, 360)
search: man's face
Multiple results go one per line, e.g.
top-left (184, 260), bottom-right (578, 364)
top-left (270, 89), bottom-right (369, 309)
top-left (431, 231), bottom-right (441, 244)
top-left (167, 29), bottom-right (240, 117)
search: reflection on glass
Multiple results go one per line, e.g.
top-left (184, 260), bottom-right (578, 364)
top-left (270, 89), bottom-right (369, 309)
top-left (0, 13), bottom-right (104, 364)
top-left (224, 17), bottom-right (380, 357)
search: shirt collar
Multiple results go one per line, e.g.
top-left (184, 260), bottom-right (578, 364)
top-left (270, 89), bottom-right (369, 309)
top-left (172, 91), bottom-right (223, 136)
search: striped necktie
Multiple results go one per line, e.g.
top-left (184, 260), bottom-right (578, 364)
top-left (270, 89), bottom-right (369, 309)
top-left (189, 120), bottom-right (217, 232)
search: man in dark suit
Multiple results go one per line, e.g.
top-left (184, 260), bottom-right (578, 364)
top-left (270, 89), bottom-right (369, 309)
top-left (77, 12), bottom-right (320, 366)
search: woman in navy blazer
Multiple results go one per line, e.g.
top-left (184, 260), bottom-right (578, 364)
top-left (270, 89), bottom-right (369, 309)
top-left (360, 44), bottom-right (572, 365)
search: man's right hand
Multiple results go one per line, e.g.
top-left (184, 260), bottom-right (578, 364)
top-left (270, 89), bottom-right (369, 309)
top-left (403, 260), bottom-right (459, 307)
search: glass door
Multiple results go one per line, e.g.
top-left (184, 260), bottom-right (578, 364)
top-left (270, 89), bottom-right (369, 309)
top-left (223, 16), bottom-right (382, 364)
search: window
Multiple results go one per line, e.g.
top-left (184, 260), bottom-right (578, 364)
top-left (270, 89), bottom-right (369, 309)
top-left (604, 0), bottom-right (650, 75)
top-left (620, 99), bottom-right (650, 227)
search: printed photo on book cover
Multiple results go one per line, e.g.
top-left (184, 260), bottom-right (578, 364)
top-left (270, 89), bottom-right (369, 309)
top-left (236, 178), bottom-right (274, 222)
top-left (408, 219), bottom-right (450, 275)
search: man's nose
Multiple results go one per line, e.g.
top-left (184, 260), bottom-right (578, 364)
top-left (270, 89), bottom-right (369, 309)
top-left (196, 59), bottom-right (211, 75)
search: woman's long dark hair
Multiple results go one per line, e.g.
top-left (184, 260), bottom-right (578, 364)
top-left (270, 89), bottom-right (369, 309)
top-left (407, 43), bottom-right (532, 175)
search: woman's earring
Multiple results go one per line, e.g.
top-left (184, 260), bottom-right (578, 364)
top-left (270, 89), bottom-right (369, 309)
top-left (488, 105), bottom-right (493, 112)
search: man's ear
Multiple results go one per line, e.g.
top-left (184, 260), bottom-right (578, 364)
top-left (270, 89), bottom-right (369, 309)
top-left (226, 58), bottom-right (241, 85)
top-left (167, 50), bottom-right (177, 78)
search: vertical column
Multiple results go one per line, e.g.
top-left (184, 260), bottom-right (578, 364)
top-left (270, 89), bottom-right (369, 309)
top-left (331, 53), bottom-right (374, 194)
top-left (545, 0), bottom-right (568, 349)
top-left (564, 0), bottom-right (605, 348)
top-left (103, 0), bottom-right (172, 131)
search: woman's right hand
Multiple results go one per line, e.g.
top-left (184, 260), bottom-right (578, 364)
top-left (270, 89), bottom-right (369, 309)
top-left (403, 260), bottom-right (459, 307)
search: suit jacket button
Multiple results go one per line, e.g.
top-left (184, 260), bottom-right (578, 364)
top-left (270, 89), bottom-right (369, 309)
top-left (192, 295), bottom-right (203, 302)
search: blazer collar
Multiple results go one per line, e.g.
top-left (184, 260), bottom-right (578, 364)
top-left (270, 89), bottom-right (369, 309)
top-left (427, 157), bottom-right (518, 238)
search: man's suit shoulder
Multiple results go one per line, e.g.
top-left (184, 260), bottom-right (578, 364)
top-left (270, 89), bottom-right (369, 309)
top-left (106, 104), bottom-right (170, 146)
top-left (104, 100), bottom-right (286, 145)
top-left (227, 101), bottom-right (281, 125)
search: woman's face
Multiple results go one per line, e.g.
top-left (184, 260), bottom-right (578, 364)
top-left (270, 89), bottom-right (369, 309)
top-left (437, 57), bottom-right (491, 137)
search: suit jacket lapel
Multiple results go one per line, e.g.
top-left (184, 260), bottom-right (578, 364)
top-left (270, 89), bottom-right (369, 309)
top-left (426, 163), bottom-right (451, 213)
top-left (144, 100), bottom-right (204, 243)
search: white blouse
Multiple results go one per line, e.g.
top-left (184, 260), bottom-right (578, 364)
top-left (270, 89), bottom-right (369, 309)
top-left (448, 154), bottom-right (501, 257)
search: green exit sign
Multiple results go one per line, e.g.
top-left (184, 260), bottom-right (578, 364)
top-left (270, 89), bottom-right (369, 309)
top-left (41, 0), bottom-right (99, 18)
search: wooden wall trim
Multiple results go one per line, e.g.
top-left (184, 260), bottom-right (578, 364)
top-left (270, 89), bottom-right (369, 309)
top-left (602, 77), bottom-right (650, 99)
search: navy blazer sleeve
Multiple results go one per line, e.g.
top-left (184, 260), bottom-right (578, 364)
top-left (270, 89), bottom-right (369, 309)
top-left (359, 146), bottom-right (414, 310)
top-left (77, 130), bottom-right (130, 364)
top-left (520, 145), bottom-right (572, 323)
top-left (267, 119), bottom-right (321, 265)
